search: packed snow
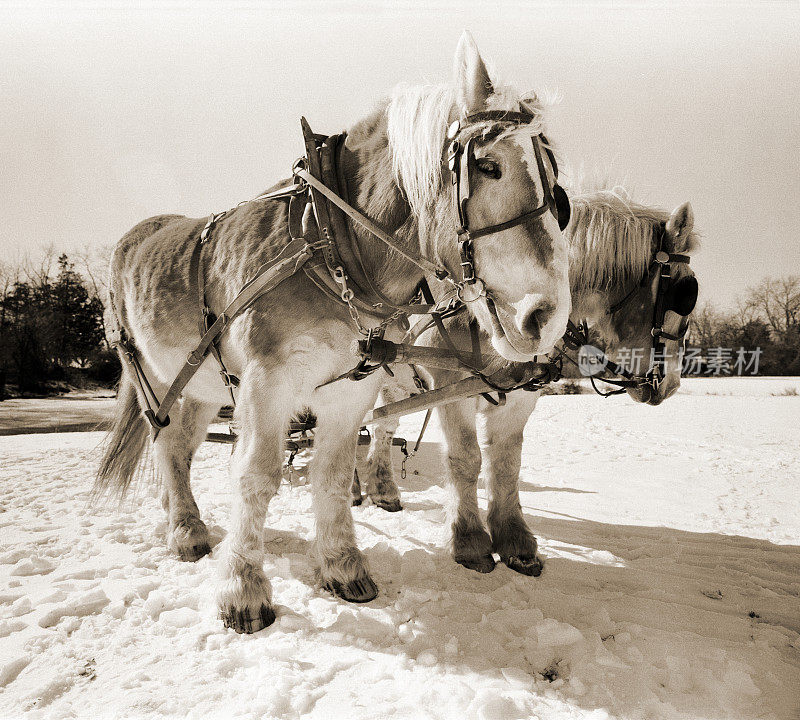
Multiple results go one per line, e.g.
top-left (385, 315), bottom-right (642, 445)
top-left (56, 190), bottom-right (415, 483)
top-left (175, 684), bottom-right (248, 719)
top-left (1, 378), bottom-right (799, 719)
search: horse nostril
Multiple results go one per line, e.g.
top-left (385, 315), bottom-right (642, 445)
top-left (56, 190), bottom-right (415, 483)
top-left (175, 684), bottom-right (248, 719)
top-left (521, 303), bottom-right (554, 340)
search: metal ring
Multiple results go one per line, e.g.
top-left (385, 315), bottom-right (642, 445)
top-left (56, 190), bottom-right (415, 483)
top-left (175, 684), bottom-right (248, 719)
top-left (457, 278), bottom-right (485, 303)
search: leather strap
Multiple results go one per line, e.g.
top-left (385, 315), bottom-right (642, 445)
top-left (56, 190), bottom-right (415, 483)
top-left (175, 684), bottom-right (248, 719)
top-left (194, 217), bottom-right (239, 405)
top-left (420, 281), bottom-right (485, 374)
top-left (153, 238), bottom-right (314, 427)
top-left (301, 117), bottom-right (341, 275)
top-left (331, 134), bottom-right (409, 311)
top-left (303, 255), bottom-right (433, 318)
top-left (294, 167), bottom-right (443, 278)
top-left (467, 202), bottom-right (551, 241)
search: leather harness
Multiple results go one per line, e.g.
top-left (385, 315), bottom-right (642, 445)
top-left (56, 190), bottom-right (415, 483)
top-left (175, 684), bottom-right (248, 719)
top-left (113, 111), bottom-right (571, 434)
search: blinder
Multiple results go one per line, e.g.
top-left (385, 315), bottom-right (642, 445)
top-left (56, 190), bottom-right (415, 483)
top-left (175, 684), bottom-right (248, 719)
top-left (553, 183), bottom-right (571, 232)
top-left (665, 275), bottom-right (698, 317)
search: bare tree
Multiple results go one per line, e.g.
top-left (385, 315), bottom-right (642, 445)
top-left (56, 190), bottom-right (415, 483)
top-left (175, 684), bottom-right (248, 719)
top-left (74, 243), bottom-right (113, 304)
top-left (732, 296), bottom-right (759, 328)
top-left (747, 276), bottom-right (800, 340)
top-left (687, 302), bottom-right (720, 347)
top-left (20, 244), bottom-right (56, 289)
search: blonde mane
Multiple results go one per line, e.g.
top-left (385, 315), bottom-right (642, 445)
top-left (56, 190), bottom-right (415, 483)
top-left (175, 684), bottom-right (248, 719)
top-left (566, 186), bottom-right (699, 292)
top-left (386, 83), bottom-right (547, 216)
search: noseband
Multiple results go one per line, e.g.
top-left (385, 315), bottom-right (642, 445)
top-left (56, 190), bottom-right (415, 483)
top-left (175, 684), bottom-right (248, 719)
top-left (445, 110), bottom-right (571, 303)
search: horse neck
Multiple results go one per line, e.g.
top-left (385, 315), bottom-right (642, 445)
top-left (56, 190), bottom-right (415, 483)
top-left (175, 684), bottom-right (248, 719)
top-left (341, 110), bottom-right (425, 305)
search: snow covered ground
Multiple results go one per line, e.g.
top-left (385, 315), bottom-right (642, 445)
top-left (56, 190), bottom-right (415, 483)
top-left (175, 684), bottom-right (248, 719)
top-left (1, 378), bottom-right (799, 719)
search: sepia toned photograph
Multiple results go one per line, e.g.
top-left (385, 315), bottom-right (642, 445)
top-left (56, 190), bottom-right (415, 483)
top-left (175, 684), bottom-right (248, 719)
top-left (0, 1), bottom-right (798, 718)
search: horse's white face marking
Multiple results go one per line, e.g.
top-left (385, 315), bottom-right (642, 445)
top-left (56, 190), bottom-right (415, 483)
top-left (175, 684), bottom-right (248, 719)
top-left (463, 134), bottom-right (570, 361)
top-left (513, 135), bottom-right (571, 353)
top-left (440, 32), bottom-right (571, 362)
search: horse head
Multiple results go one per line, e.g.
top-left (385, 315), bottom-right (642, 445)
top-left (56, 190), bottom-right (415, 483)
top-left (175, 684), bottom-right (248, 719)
top-left (388, 32), bottom-right (571, 361)
top-left (577, 200), bottom-right (699, 405)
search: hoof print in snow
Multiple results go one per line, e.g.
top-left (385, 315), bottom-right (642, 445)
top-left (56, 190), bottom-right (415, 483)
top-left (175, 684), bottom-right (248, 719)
top-left (325, 576), bottom-right (378, 603)
top-left (541, 661), bottom-right (561, 682)
top-left (220, 604), bottom-right (276, 634)
top-left (456, 554), bottom-right (496, 574)
top-left (374, 499), bottom-right (403, 513)
top-left (505, 554), bottom-right (544, 577)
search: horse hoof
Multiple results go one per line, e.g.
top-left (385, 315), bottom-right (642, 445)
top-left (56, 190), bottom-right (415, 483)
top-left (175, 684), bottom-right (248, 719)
top-left (220, 604), bottom-right (276, 634)
top-left (505, 554), bottom-right (544, 577)
top-left (456, 554), bottom-right (496, 574)
top-left (351, 496), bottom-right (363, 507)
top-left (374, 499), bottom-right (403, 513)
top-left (325, 576), bottom-right (379, 603)
top-left (178, 542), bottom-right (212, 562)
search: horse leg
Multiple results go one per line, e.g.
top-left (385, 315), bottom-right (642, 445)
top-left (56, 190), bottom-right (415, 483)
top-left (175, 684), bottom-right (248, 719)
top-left (154, 398), bottom-right (219, 561)
top-left (439, 398), bottom-right (495, 573)
top-left (363, 418), bottom-right (402, 511)
top-left (217, 371), bottom-right (287, 633)
top-left (362, 380), bottom-right (405, 511)
top-left (484, 391), bottom-right (544, 577)
top-left (311, 375), bottom-right (382, 602)
top-left (362, 417), bottom-right (399, 513)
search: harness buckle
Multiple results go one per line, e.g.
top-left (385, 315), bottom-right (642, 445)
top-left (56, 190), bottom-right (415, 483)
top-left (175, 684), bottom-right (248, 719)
top-left (459, 238), bottom-right (476, 285)
top-left (457, 278), bottom-right (485, 303)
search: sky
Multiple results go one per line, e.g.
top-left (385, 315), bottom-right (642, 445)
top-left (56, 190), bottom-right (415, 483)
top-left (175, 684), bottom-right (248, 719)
top-left (0, 0), bottom-right (798, 309)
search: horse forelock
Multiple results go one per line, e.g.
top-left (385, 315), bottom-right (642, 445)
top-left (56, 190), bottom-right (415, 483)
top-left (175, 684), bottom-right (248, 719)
top-left (566, 187), bottom-right (699, 294)
top-left (386, 83), bottom-right (550, 219)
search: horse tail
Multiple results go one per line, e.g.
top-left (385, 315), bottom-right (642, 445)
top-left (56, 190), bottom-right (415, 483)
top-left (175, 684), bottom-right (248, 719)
top-left (94, 371), bottom-right (150, 500)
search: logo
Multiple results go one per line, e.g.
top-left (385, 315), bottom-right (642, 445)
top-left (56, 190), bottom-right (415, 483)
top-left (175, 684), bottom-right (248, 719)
top-left (577, 344), bottom-right (608, 377)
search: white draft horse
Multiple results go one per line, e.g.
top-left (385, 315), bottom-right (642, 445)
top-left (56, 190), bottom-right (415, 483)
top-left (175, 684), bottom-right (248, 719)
top-left (359, 189), bottom-right (699, 575)
top-left (95, 34), bottom-right (572, 633)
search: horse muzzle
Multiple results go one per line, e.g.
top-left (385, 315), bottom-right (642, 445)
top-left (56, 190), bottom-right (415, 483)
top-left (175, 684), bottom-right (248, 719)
top-left (485, 293), bottom-right (568, 361)
top-left (626, 376), bottom-right (680, 406)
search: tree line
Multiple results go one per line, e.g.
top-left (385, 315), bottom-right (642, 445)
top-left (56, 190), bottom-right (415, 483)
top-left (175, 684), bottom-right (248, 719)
top-left (0, 250), bottom-right (798, 398)
top-left (0, 251), bottom-right (118, 397)
top-left (687, 276), bottom-right (800, 376)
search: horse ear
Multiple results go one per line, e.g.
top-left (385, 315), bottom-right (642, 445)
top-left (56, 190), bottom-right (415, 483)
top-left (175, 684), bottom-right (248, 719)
top-left (666, 202), bottom-right (694, 247)
top-left (453, 31), bottom-right (494, 115)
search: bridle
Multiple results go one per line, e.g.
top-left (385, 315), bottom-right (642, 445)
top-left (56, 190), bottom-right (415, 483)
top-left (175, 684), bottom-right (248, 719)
top-left (564, 223), bottom-right (697, 397)
top-left (445, 110), bottom-right (571, 303)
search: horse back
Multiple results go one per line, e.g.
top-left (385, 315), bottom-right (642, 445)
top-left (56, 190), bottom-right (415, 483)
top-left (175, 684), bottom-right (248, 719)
top-left (109, 214), bottom-right (206, 349)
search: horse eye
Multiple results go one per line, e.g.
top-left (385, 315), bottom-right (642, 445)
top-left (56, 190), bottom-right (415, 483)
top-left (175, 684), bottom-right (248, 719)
top-left (476, 158), bottom-right (501, 179)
